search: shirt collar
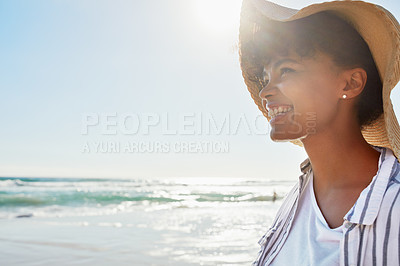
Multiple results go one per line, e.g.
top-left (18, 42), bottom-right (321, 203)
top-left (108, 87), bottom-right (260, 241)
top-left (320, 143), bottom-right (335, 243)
top-left (298, 158), bottom-right (312, 193)
top-left (344, 146), bottom-right (399, 225)
top-left (300, 158), bottom-right (311, 174)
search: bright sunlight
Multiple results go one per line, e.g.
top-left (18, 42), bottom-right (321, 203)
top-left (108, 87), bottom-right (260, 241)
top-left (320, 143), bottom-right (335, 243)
top-left (193, 0), bottom-right (242, 33)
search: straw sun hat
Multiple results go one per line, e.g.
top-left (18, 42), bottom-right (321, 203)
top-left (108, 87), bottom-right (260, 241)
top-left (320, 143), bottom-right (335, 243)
top-left (239, 0), bottom-right (400, 159)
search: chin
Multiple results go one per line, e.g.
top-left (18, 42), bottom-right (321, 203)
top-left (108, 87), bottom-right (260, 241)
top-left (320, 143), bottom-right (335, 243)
top-left (270, 130), bottom-right (308, 142)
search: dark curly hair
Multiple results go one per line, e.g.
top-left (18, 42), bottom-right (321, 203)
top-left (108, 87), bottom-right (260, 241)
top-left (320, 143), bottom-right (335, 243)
top-left (249, 11), bottom-right (383, 129)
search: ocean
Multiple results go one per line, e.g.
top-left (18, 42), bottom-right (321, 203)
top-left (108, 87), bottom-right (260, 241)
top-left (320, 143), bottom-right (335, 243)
top-left (0, 176), bottom-right (296, 265)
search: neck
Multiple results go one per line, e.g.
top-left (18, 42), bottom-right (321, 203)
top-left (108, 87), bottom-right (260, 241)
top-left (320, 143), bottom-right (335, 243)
top-left (301, 120), bottom-right (380, 192)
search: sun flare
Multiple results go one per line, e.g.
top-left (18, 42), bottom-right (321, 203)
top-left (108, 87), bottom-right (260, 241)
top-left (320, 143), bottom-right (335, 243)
top-left (193, 0), bottom-right (242, 33)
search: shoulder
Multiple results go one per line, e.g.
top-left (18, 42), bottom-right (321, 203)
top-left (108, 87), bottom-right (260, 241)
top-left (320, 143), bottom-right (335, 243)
top-left (385, 157), bottom-right (400, 198)
top-left (378, 159), bottom-right (400, 219)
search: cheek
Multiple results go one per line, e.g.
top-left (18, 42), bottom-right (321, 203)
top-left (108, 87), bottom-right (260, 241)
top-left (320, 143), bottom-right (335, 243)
top-left (279, 78), bottom-right (316, 111)
top-left (305, 80), bottom-right (340, 125)
top-left (281, 78), bottom-right (338, 118)
top-left (279, 78), bottom-right (304, 99)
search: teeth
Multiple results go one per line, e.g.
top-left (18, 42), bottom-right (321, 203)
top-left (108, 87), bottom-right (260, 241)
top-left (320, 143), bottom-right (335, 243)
top-left (268, 106), bottom-right (293, 119)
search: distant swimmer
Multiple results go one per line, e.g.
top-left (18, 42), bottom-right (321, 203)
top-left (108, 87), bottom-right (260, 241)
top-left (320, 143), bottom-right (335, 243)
top-left (272, 191), bottom-right (277, 202)
top-left (15, 213), bottom-right (33, 218)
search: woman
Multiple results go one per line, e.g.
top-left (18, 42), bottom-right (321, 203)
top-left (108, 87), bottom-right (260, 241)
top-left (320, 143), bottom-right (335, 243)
top-left (239, 0), bottom-right (400, 265)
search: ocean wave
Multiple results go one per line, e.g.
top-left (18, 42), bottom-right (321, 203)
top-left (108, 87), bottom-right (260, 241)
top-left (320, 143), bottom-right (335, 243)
top-left (0, 191), bottom-right (283, 208)
top-left (0, 194), bottom-right (47, 206)
top-left (0, 177), bottom-right (294, 218)
top-left (0, 192), bottom-right (185, 207)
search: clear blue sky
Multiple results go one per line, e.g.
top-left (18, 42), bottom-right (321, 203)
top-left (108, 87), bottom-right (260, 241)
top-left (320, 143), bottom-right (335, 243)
top-left (1, 0), bottom-right (399, 179)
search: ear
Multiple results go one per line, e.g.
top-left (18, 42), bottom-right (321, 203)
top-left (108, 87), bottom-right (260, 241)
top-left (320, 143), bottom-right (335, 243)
top-left (340, 68), bottom-right (367, 99)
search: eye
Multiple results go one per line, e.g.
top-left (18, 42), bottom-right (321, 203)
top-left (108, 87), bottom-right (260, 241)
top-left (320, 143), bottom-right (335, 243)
top-left (281, 67), bottom-right (294, 76)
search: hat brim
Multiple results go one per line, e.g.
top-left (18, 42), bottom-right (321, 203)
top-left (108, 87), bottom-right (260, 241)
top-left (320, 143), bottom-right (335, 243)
top-left (239, 0), bottom-right (400, 159)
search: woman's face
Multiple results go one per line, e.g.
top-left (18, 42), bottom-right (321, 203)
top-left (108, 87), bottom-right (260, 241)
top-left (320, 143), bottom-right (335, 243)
top-left (259, 50), bottom-right (347, 142)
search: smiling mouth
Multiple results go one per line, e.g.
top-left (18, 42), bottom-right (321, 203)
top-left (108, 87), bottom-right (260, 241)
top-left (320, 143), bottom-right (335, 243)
top-left (268, 106), bottom-right (294, 119)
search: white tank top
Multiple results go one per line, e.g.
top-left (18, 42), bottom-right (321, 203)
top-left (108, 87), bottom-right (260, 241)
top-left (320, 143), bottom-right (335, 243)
top-left (270, 172), bottom-right (343, 265)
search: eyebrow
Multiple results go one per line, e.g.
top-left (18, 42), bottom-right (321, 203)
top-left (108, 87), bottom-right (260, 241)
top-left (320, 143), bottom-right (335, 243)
top-left (271, 58), bottom-right (298, 69)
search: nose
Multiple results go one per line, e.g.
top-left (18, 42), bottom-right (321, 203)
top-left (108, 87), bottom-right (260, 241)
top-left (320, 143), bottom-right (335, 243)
top-left (258, 80), bottom-right (276, 101)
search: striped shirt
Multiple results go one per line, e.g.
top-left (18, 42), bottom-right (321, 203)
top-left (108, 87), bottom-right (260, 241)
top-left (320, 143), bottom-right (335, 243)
top-left (253, 146), bottom-right (400, 266)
